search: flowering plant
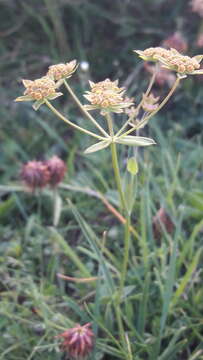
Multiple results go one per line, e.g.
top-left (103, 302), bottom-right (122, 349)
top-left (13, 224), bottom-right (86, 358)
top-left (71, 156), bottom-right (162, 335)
top-left (15, 48), bottom-right (203, 359)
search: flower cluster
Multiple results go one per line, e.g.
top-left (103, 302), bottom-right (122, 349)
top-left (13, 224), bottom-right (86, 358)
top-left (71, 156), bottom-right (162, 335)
top-left (15, 77), bottom-right (63, 110)
top-left (21, 155), bottom-right (66, 191)
top-left (47, 60), bottom-right (77, 81)
top-left (21, 160), bottom-right (50, 192)
top-left (135, 47), bottom-right (203, 76)
top-left (135, 47), bottom-right (170, 62)
top-left (84, 79), bottom-right (133, 115)
top-left (191, 0), bottom-right (203, 17)
top-left (45, 155), bottom-right (66, 187)
top-left (56, 323), bottom-right (94, 359)
top-left (15, 60), bottom-right (77, 110)
top-left (157, 48), bottom-right (202, 75)
top-left (142, 93), bottom-right (159, 113)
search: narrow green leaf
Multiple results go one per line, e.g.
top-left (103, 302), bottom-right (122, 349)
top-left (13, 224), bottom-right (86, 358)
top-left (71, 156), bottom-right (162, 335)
top-left (153, 219), bottom-right (182, 359)
top-left (53, 190), bottom-right (62, 227)
top-left (32, 99), bottom-right (45, 110)
top-left (84, 140), bottom-right (111, 154)
top-left (137, 273), bottom-right (150, 337)
top-left (115, 136), bottom-right (156, 146)
top-left (0, 196), bottom-right (16, 218)
top-left (158, 326), bottom-right (187, 360)
top-left (14, 95), bottom-right (33, 102)
top-left (49, 227), bottom-right (91, 278)
top-left (193, 54), bottom-right (203, 63)
top-left (0, 185), bottom-right (24, 194)
top-left (172, 248), bottom-right (202, 306)
top-left (67, 199), bottom-right (115, 295)
top-left (127, 157), bottom-right (139, 175)
top-left (48, 92), bottom-right (63, 100)
top-left (177, 218), bottom-right (203, 268)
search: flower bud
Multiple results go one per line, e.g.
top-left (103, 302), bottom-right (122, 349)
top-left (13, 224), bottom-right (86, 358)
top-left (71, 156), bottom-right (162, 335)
top-left (47, 60), bottom-right (77, 81)
top-left (142, 93), bottom-right (159, 113)
top-left (56, 323), bottom-right (94, 359)
top-left (21, 160), bottom-right (50, 191)
top-left (45, 155), bottom-right (66, 187)
top-left (84, 79), bottom-right (133, 115)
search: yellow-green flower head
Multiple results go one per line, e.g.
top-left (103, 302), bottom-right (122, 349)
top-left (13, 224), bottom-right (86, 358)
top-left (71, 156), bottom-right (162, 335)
top-left (15, 76), bottom-right (63, 110)
top-left (156, 48), bottom-right (203, 75)
top-left (134, 47), bottom-right (170, 62)
top-left (47, 60), bottom-right (77, 81)
top-left (135, 47), bottom-right (203, 76)
top-left (84, 79), bottom-right (133, 115)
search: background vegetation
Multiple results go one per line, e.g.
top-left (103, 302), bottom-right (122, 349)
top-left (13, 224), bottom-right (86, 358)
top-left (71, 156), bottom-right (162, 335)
top-left (0, 0), bottom-right (203, 359)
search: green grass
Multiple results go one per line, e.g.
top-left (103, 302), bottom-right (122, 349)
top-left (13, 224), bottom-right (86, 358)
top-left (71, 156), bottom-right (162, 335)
top-left (1, 111), bottom-right (203, 359)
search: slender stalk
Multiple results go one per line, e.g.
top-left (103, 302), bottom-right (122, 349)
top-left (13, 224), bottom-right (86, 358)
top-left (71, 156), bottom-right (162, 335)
top-left (105, 113), bottom-right (131, 357)
top-left (115, 70), bottom-right (157, 138)
top-left (119, 212), bottom-right (131, 297)
top-left (45, 100), bottom-right (106, 141)
top-left (111, 140), bottom-right (131, 357)
top-left (110, 142), bottom-right (127, 210)
top-left (105, 112), bottom-right (114, 137)
top-left (63, 80), bottom-right (110, 138)
top-left (120, 76), bottom-right (181, 138)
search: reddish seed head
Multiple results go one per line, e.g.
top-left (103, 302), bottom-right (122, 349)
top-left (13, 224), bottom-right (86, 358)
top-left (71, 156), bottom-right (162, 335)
top-left (21, 160), bottom-right (50, 191)
top-left (45, 155), bottom-right (66, 187)
top-left (153, 207), bottom-right (174, 240)
top-left (57, 323), bottom-right (94, 359)
top-left (162, 32), bottom-right (188, 53)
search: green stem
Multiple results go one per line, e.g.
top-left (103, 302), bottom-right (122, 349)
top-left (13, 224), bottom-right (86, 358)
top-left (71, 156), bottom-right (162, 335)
top-left (105, 112), bottom-right (114, 137)
top-left (119, 212), bottom-right (131, 298)
top-left (115, 69), bottom-right (157, 138)
top-left (45, 100), bottom-right (106, 141)
top-left (120, 76), bottom-right (181, 138)
top-left (110, 128), bottom-right (131, 359)
top-left (63, 80), bottom-right (110, 138)
top-left (110, 142), bottom-right (126, 210)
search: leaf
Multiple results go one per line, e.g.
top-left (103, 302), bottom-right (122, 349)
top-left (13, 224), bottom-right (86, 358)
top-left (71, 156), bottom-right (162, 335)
top-left (154, 218), bottom-right (182, 357)
top-left (48, 92), bottom-right (63, 100)
top-left (193, 55), bottom-right (203, 63)
top-left (67, 199), bottom-right (115, 295)
top-left (127, 157), bottom-right (139, 175)
top-left (115, 136), bottom-right (156, 146)
top-left (53, 191), bottom-right (62, 227)
top-left (14, 95), bottom-right (33, 102)
top-left (22, 79), bottom-right (33, 87)
top-left (32, 99), bottom-right (45, 110)
top-left (57, 273), bottom-right (99, 283)
top-left (84, 140), bottom-right (111, 154)
top-left (192, 69), bottom-right (203, 75)
top-left (172, 248), bottom-right (202, 306)
top-left (49, 227), bottom-right (91, 278)
top-left (0, 196), bottom-right (16, 218)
